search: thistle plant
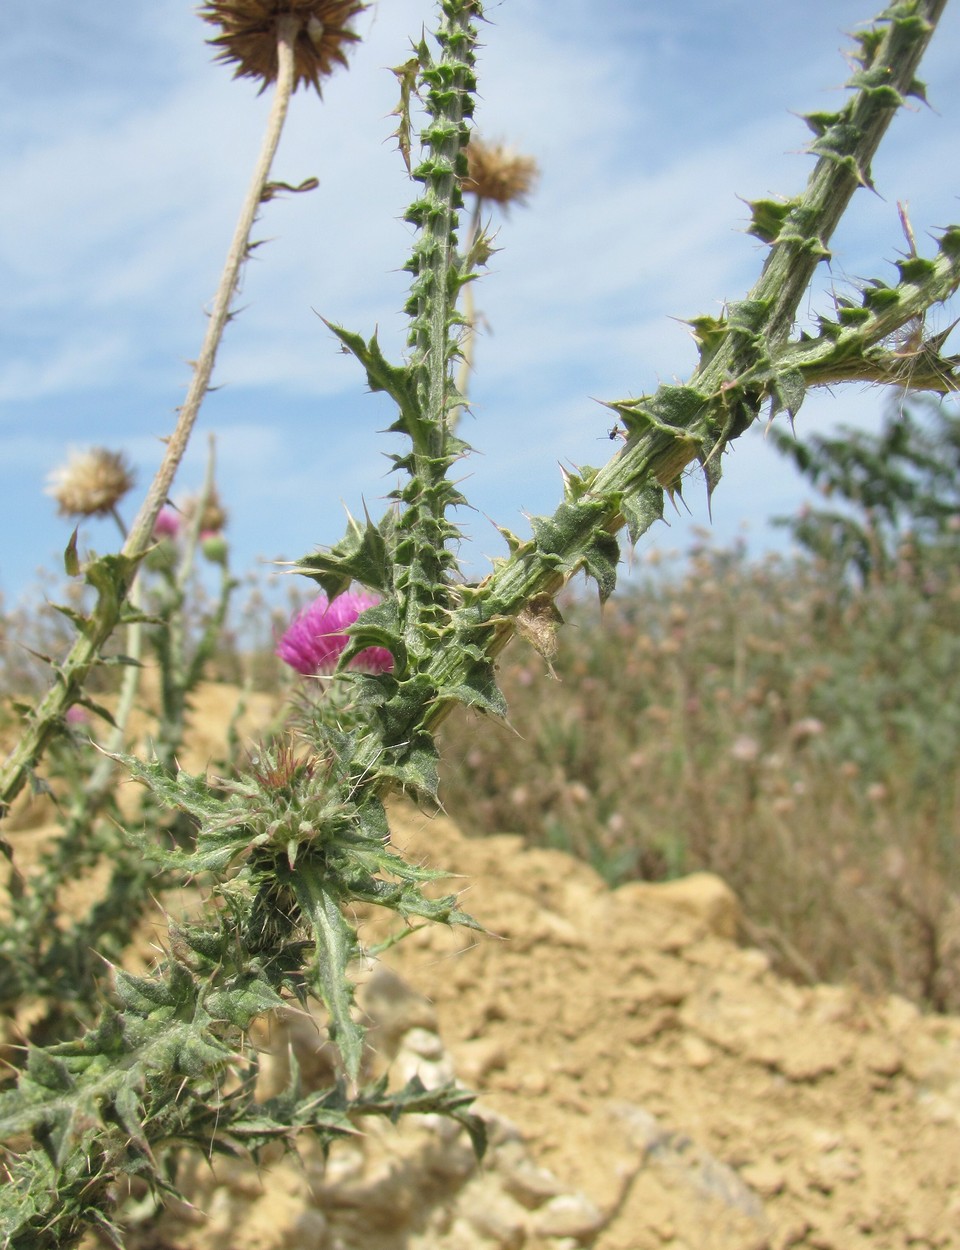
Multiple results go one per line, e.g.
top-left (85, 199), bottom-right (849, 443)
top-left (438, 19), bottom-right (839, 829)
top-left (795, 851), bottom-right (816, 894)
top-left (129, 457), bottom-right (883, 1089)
top-left (1, 1), bottom-right (959, 1246)
top-left (0, 0), bottom-right (359, 845)
top-left (0, 447), bottom-right (238, 1051)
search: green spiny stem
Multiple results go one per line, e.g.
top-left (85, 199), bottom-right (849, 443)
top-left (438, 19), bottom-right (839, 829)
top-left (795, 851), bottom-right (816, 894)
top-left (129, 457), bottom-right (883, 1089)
top-left (292, 5), bottom-right (960, 883)
top-left (751, 0), bottom-right (948, 347)
top-left (353, 0), bottom-right (955, 755)
top-left (393, 0), bottom-right (480, 649)
top-left (319, 2), bottom-right (955, 799)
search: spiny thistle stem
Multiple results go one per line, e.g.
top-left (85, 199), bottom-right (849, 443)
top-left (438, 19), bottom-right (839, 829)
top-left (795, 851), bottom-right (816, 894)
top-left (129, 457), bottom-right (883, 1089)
top-left (123, 18), bottom-right (298, 562)
top-left (752, 0), bottom-right (949, 348)
top-left (396, 0), bottom-right (479, 639)
top-left (329, 0), bottom-right (959, 769)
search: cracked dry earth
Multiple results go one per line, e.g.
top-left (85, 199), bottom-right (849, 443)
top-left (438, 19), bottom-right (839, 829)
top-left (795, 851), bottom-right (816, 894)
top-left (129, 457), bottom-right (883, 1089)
top-left (147, 801), bottom-right (960, 1250)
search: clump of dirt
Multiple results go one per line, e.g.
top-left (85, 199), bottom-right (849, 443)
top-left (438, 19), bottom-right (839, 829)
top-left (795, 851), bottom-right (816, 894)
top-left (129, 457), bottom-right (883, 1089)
top-left (380, 809), bottom-right (960, 1249)
top-left (151, 805), bottom-right (960, 1250)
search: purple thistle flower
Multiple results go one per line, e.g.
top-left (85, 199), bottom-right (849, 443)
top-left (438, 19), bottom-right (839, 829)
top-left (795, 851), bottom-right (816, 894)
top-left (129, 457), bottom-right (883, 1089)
top-left (153, 507), bottom-right (181, 539)
top-left (276, 590), bottom-right (393, 676)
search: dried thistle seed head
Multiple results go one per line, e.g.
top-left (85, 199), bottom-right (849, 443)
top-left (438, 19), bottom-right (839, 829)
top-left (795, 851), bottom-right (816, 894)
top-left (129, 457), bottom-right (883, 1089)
top-left (462, 137), bottom-right (539, 209)
top-left (200, 0), bottom-right (367, 96)
top-left (182, 488), bottom-right (229, 535)
top-left (46, 448), bottom-right (135, 518)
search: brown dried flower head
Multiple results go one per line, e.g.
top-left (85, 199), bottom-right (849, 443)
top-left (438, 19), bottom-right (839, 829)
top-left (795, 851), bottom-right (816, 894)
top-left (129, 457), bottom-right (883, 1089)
top-left (462, 138), bottom-right (540, 209)
top-left (200, 0), bottom-right (367, 95)
top-left (46, 448), bottom-right (135, 518)
top-left (183, 487), bottom-right (229, 535)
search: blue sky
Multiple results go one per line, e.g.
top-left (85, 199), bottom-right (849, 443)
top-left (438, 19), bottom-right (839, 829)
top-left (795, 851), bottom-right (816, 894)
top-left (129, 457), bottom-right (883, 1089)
top-left (2, 0), bottom-right (959, 605)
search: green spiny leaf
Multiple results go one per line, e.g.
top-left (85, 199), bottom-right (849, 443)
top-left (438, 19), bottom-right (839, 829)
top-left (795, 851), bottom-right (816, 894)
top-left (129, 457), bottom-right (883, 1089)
top-left (390, 57), bottom-right (421, 173)
top-left (75, 696), bottom-right (118, 728)
top-left (205, 977), bottom-right (285, 1030)
top-left (64, 528), bottom-right (80, 578)
top-left (746, 197), bottom-right (797, 245)
top-left (293, 507), bottom-right (397, 600)
top-left (372, 737), bottom-right (440, 803)
top-left (290, 862), bottom-right (363, 1081)
top-left (579, 530), bottom-right (621, 604)
top-left (51, 601), bottom-right (90, 638)
top-left (620, 483), bottom-right (664, 546)
top-left (26, 1047), bottom-right (75, 1093)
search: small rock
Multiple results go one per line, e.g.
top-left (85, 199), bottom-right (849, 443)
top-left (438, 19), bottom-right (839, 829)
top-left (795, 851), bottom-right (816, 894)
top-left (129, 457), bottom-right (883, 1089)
top-left (392, 1048), bottom-right (456, 1091)
top-left (402, 1026), bottom-right (445, 1059)
top-left (740, 1160), bottom-right (785, 1197)
top-left (447, 1215), bottom-right (498, 1250)
top-left (775, 1219), bottom-right (812, 1250)
top-left (502, 1159), bottom-right (567, 1209)
top-left (858, 1036), bottom-right (903, 1078)
top-left (618, 873), bottom-right (742, 939)
top-left (456, 1037), bottom-right (509, 1085)
top-left (459, 1180), bottom-right (529, 1249)
top-left (476, 1107), bottom-right (526, 1148)
top-left (426, 1136), bottom-right (479, 1182)
top-left (360, 966), bottom-right (438, 1042)
top-left (681, 1035), bottom-right (714, 1069)
top-left (531, 1193), bottom-right (606, 1240)
top-left (775, 1041), bottom-right (843, 1083)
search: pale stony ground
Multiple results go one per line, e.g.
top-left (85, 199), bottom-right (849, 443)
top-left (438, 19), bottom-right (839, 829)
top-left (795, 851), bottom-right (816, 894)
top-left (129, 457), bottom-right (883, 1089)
top-left (5, 682), bottom-right (960, 1249)
top-left (147, 804), bottom-right (960, 1250)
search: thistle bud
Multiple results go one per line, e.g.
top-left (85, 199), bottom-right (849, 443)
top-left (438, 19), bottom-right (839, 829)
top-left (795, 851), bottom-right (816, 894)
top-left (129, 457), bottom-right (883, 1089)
top-left (201, 533), bottom-right (229, 566)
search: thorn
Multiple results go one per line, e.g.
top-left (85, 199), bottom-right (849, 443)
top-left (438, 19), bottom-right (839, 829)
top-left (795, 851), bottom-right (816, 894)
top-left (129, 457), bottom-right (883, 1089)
top-left (897, 201), bottom-right (918, 258)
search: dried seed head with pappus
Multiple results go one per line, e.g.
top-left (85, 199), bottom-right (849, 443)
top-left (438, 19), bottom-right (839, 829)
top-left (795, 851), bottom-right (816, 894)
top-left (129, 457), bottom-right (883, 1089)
top-left (200, 0), bottom-right (367, 95)
top-left (46, 448), bottom-right (135, 518)
top-left (462, 137), bottom-right (539, 209)
top-left (182, 487), bottom-right (229, 536)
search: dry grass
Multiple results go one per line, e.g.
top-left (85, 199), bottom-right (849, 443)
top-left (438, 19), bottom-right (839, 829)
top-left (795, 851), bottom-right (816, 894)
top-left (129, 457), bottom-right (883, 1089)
top-left (438, 536), bottom-right (960, 1011)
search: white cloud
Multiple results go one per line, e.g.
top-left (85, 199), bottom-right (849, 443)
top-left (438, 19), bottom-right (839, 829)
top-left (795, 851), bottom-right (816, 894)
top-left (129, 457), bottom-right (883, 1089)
top-left (1, 0), bottom-right (959, 598)
top-left (0, 333), bottom-right (131, 402)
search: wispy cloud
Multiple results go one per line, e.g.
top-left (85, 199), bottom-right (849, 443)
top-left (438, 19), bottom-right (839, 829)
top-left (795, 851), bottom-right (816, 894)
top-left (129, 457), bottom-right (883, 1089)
top-left (1, 0), bottom-right (958, 599)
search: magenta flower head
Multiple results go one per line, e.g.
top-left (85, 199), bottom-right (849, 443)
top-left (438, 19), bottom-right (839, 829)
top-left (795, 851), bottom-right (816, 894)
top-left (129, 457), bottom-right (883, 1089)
top-left (153, 507), bottom-right (181, 540)
top-left (277, 590), bottom-right (393, 676)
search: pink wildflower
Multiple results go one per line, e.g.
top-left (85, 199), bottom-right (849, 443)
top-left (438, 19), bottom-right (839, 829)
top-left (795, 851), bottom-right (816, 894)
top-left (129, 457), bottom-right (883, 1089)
top-left (154, 507), bottom-right (181, 539)
top-left (277, 590), bottom-right (393, 676)
top-left (65, 705), bottom-right (89, 726)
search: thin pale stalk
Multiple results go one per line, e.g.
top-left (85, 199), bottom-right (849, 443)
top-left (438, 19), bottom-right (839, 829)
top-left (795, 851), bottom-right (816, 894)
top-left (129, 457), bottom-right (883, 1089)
top-left (123, 19), bottom-right (299, 562)
top-left (0, 21), bottom-right (298, 828)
